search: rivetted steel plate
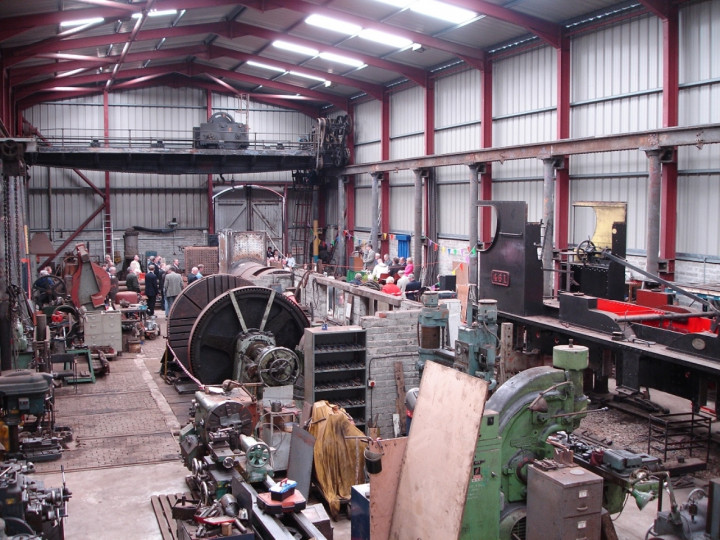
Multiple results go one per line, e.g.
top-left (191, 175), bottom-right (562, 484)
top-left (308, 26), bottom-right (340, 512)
top-left (188, 286), bottom-right (309, 384)
top-left (167, 274), bottom-right (252, 370)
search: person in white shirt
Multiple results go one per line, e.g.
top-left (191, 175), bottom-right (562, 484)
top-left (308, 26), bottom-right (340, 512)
top-left (371, 255), bottom-right (389, 280)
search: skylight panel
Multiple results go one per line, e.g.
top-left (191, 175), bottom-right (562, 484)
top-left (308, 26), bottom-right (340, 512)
top-left (60, 17), bottom-right (104, 28)
top-left (410, 0), bottom-right (477, 24)
top-left (374, 0), bottom-right (414, 7)
top-left (318, 52), bottom-right (366, 68)
top-left (305, 14), bottom-right (361, 35)
top-left (246, 61), bottom-right (286, 73)
top-left (272, 41), bottom-right (319, 57)
top-left (359, 28), bottom-right (413, 48)
top-left (132, 9), bottom-right (178, 19)
top-left (289, 71), bottom-right (328, 83)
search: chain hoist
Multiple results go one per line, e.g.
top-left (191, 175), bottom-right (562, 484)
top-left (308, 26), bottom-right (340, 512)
top-left (2, 174), bottom-right (11, 287)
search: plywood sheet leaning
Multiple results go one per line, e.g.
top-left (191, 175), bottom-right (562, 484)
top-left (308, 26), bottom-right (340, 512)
top-left (370, 437), bottom-right (407, 540)
top-left (389, 361), bottom-right (488, 540)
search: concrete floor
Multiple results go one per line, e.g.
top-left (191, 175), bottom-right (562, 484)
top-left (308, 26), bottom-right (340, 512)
top-left (27, 310), bottom-right (712, 539)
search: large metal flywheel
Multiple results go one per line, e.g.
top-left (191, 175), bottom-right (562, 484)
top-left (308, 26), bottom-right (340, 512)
top-left (188, 286), bottom-right (309, 384)
top-left (167, 274), bottom-right (252, 370)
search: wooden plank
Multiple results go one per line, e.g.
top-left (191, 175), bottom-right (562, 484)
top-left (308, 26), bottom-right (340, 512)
top-left (394, 362), bottom-right (407, 436)
top-left (389, 361), bottom-right (488, 540)
top-left (370, 437), bottom-right (407, 540)
top-left (150, 494), bottom-right (176, 540)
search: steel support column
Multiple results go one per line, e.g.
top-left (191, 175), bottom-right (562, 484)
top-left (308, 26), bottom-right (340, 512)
top-left (380, 90), bottom-right (390, 255)
top-left (469, 164), bottom-right (480, 288)
top-left (370, 172), bottom-right (381, 252)
top-left (345, 175), bottom-right (355, 260)
top-left (645, 149), bottom-right (662, 277)
top-left (337, 175), bottom-right (346, 272)
top-left (423, 73), bottom-right (435, 273)
top-left (660, 6), bottom-right (679, 279)
top-left (480, 59), bottom-right (493, 244)
top-left (380, 173), bottom-right (389, 255)
top-left (555, 37), bottom-right (571, 255)
top-left (413, 168), bottom-right (423, 279)
top-left (542, 158), bottom-right (556, 298)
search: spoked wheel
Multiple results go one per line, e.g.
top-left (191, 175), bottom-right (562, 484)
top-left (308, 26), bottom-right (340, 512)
top-left (188, 286), bottom-right (309, 384)
top-left (575, 239), bottom-right (597, 263)
top-left (167, 274), bottom-right (252, 370)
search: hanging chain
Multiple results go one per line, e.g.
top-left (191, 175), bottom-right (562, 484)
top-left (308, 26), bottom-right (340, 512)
top-left (2, 175), bottom-right (10, 285)
top-left (13, 176), bottom-right (22, 286)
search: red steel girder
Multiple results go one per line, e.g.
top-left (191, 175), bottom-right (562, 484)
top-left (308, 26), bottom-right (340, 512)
top-left (0, 0), bottom-right (241, 44)
top-left (14, 62), bottom-right (349, 110)
top-left (637, 0), bottom-right (674, 19)
top-left (3, 20), bottom-right (427, 87)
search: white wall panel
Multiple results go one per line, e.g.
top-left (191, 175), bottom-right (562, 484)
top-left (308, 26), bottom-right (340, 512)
top-left (678, 83), bottom-right (720, 170)
top-left (434, 124), bottom-right (482, 156)
top-left (354, 100), bottom-right (381, 145)
top-left (572, 15), bottom-right (662, 102)
top-left (491, 181), bottom-right (544, 223)
top-left (354, 142), bottom-right (381, 165)
top-left (570, 177), bottom-right (648, 252)
top-left (680, 0), bottom-right (720, 83)
top-left (389, 185), bottom-right (415, 232)
top-left (571, 95), bottom-right (662, 175)
top-left (437, 183), bottom-right (470, 237)
top-left (390, 86), bottom-right (424, 137)
top-left (677, 173), bottom-right (720, 257)
top-left (435, 70), bottom-right (482, 129)
top-left (354, 187), bottom-right (372, 229)
top-left (493, 112), bottom-right (556, 178)
top-left (494, 46), bottom-right (556, 116)
top-left (390, 134), bottom-right (423, 186)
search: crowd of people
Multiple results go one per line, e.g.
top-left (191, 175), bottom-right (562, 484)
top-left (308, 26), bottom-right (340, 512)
top-left (99, 253), bottom-right (194, 317)
top-left (357, 243), bottom-right (422, 299)
top-left (266, 246), bottom-right (297, 270)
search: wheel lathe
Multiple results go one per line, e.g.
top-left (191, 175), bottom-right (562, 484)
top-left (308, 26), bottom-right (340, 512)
top-left (187, 286), bottom-right (309, 386)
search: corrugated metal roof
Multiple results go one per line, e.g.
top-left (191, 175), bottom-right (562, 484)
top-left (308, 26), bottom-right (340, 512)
top-left (0, 0), bottom-right (649, 112)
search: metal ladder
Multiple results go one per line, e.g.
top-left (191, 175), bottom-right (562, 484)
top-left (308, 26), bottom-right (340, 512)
top-left (288, 184), bottom-right (314, 265)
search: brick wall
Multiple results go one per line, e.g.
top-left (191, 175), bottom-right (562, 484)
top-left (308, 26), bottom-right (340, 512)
top-left (361, 309), bottom-right (421, 439)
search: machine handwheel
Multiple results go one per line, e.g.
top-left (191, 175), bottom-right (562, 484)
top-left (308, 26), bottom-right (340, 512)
top-left (575, 239), bottom-right (597, 263)
top-left (246, 443), bottom-right (270, 468)
top-left (258, 347), bottom-right (300, 386)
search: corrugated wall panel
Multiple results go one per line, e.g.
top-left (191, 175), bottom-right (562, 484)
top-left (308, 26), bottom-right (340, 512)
top-left (389, 185), bottom-right (415, 232)
top-left (435, 70), bottom-right (482, 129)
top-left (570, 177), bottom-right (648, 252)
top-left (354, 100), bottom-right (382, 145)
top-left (437, 183), bottom-right (470, 237)
top-left (677, 173), bottom-right (720, 257)
top-left (354, 187), bottom-right (372, 229)
top-left (492, 181), bottom-right (544, 223)
top-left (354, 143), bottom-right (381, 165)
top-left (390, 86), bottom-right (424, 137)
top-left (493, 111), bottom-right (556, 179)
top-left (325, 187), bottom-right (339, 229)
top-left (494, 47), bottom-right (556, 116)
top-left (572, 15), bottom-right (662, 102)
top-left (390, 134), bottom-right (423, 186)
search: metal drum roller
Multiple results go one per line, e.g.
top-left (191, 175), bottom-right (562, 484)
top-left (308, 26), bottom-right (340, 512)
top-left (167, 274), bottom-right (252, 371)
top-left (188, 286), bottom-right (309, 385)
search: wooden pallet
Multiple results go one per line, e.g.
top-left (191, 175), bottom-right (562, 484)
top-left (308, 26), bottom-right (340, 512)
top-left (151, 493), bottom-right (186, 540)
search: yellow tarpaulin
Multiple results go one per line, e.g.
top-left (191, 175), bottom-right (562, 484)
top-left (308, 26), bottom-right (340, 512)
top-left (307, 401), bottom-right (367, 517)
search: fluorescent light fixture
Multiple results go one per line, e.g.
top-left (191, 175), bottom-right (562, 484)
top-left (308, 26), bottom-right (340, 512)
top-left (132, 9), bottom-right (178, 19)
top-left (319, 51), bottom-right (365, 68)
top-left (410, 0), bottom-right (477, 24)
top-left (359, 28), bottom-right (412, 48)
top-left (247, 61), bottom-right (286, 73)
top-left (56, 68), bottom-right (87, 79)
top-left (305, 14), bottom-right (361, 35)
top-left (60, 17), bottom-right (104, 28)
top-left (289, 71), bottom-right (327, 82)
top-left (374, 0), bottom-right (413, 7)
top-left (272, 40), bottom-right (319, 56)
